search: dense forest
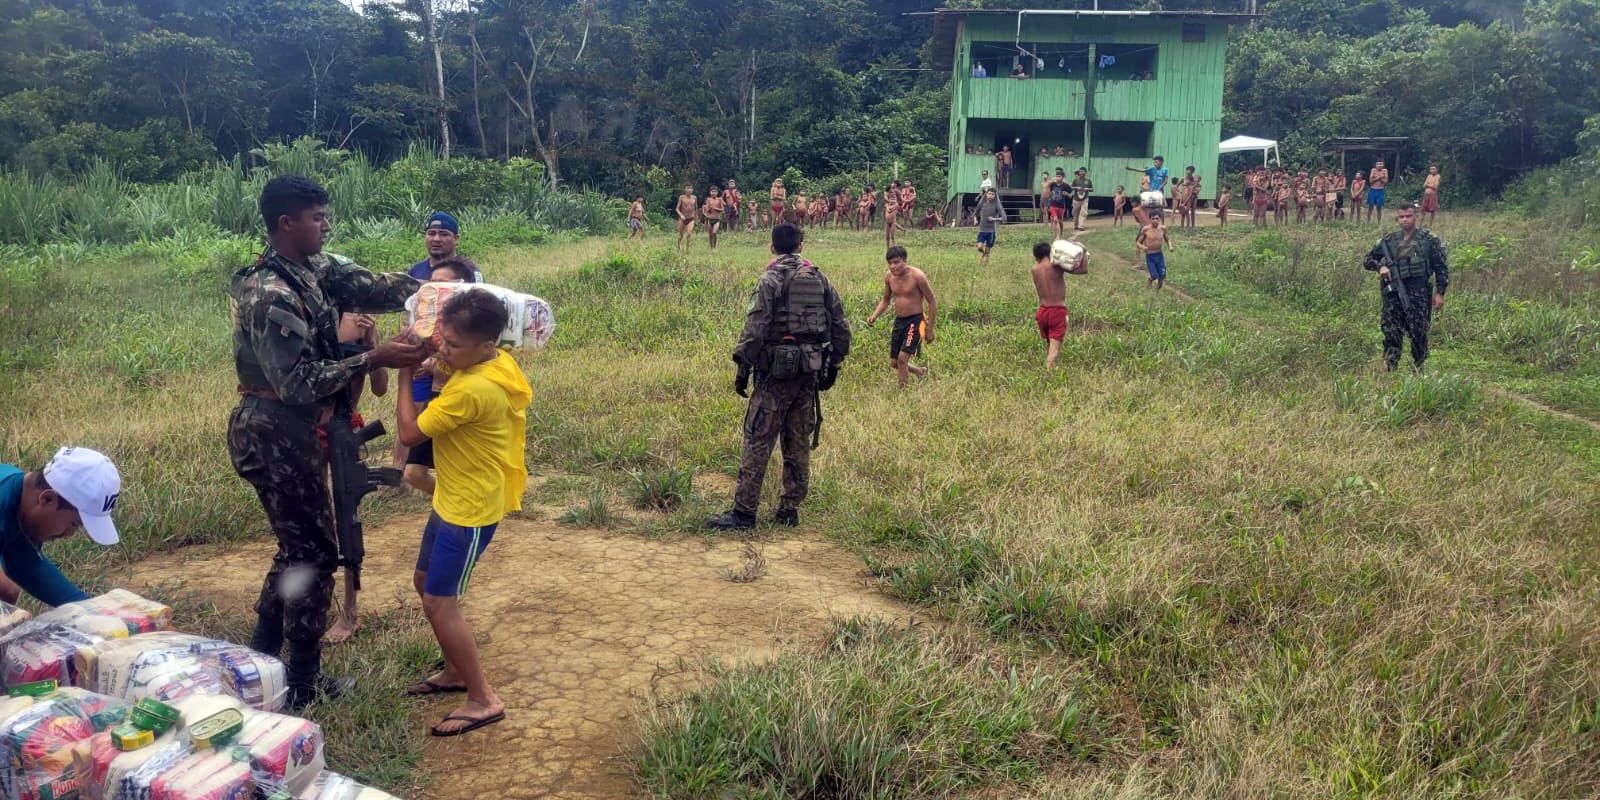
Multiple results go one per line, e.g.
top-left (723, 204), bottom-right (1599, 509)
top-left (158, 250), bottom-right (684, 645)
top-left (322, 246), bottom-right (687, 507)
top-left (2, 0), bottom-right (1597, 199)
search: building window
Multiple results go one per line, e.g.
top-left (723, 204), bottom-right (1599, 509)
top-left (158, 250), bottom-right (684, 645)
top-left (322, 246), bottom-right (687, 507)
top-left (1183, 23), bottom-right (1206, 43)
top-left (1090, 121), bottom-right (1154, 158)
top-left (1094, 44), bottom-right (1158, 81)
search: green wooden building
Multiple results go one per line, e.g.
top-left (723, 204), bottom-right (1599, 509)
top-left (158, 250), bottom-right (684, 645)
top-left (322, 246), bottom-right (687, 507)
top-left (928, 8), bottom-right (1252, 214)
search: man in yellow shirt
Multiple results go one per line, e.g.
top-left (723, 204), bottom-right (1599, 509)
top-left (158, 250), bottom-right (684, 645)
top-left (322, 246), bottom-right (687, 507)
top-left (396, 290), bottom-right (532, 737)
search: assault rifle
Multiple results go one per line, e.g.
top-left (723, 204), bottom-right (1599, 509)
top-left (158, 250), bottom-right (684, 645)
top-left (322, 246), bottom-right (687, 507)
top-left (1379, 238), bottom-right (1412, 317)
top-left (326, 397), bottom-right (401, 591)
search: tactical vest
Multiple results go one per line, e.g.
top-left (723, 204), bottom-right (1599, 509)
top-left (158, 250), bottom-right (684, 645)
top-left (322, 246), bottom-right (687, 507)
top-left (765, 259), bottom-right (833, 376)
top-left (1388, 235), bottom-right (1430, 282)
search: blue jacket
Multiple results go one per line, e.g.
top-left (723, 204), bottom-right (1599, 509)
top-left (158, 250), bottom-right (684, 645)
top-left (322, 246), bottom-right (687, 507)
top-left (0, 465), bottom-right (89, 607)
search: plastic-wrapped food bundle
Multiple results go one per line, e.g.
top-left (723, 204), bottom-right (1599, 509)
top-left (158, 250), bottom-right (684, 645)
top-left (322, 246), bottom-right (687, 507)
top-left (33, 590), bottom-right (172, 638)
top-left (169, 695), bottom-right (322, 795)
top-left (407, 281), bottom-right (555, 351)
top-left (0, 687), bottom-right (130, 800)
top-left (147, 747), bottom-right (253, 800)
top-left (0, 599), bottom-right (32, 637)
top-left (79, 634), bottom-right (287, 712)
top-left (294, 771), bottom-right (402, 800)
top-left (1, 622), bottom-right (108, 688)
top-left (87, 727), bottom-right (194, 800)
top-left (1140, 190), bottom-right (1165, 208)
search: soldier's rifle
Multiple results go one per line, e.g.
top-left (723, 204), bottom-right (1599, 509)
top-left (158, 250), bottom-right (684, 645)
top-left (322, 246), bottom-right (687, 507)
top-left (1378, 238), bottom-right (1413, 317)
top-left (325, 396), bottom-right (401, 591)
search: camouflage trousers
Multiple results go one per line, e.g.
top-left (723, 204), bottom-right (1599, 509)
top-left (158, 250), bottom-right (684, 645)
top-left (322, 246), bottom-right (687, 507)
top-left (227, 397), bottom-right (337, 651)
top-left (733, 374), bottom-right (818, 515)
top-left (1381, 283), bottom-right (1434, 370)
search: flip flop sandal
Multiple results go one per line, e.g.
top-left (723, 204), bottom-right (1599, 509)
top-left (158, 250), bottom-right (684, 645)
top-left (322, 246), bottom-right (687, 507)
top-left (431, 711), bottom-right (505, 737)
top-left (407, 679), bottom-right (468, 696)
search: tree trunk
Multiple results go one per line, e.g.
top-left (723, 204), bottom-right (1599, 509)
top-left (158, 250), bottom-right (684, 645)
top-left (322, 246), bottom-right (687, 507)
top-left (469, 24), bottom-right (486, 156)
top-left (422, 3), bottom-right (450, 157)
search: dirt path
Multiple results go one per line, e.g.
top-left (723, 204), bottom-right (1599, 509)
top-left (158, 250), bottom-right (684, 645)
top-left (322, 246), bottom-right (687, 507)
top-left (117, 511), bottom-right (910, 799)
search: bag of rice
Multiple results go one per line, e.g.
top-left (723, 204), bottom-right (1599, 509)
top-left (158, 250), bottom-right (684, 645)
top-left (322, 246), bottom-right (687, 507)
top-left (406, 281), bottom-right (555, 351)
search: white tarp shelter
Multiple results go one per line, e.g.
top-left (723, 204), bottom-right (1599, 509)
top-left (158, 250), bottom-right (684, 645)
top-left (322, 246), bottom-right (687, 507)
top-left (1219, 135), bottom-right (1281, 167)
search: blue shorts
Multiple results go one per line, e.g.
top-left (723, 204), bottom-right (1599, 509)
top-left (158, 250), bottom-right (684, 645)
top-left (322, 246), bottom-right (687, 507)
top-left (1145, 251), bottom-right (1168, 280)
top-left (977, 230), bottom-right (996, 247)
top-left (1366, 188), bottom-right (1385, 207)
top-left (415, 512), bottom-right (497, 597)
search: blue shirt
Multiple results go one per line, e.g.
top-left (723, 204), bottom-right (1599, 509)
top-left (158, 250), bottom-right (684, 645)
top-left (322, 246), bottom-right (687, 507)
top-left (0, 466), bottom-right (89, 607)
top-left (408, 258), bottom-right (433, 281)
top-left (1145, 167), bottom-right (1169, 192)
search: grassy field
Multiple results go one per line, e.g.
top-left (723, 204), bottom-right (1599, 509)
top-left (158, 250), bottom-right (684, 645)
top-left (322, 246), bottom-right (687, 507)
top-left (1, 210), bottom-right (1596, 797)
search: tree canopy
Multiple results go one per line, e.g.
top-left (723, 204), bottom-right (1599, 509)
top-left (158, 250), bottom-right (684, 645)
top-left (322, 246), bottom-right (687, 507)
top-left (2, 0), bottom-right (1597, 197)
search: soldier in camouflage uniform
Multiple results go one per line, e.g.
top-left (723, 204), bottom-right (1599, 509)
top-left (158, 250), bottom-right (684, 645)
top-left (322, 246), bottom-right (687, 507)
top-left (706, 223), bottom-right (851, 531)
top-left (230, 176), bottom-right (427, 709)
top-left (1363, 203), bottom-right (1449, 371)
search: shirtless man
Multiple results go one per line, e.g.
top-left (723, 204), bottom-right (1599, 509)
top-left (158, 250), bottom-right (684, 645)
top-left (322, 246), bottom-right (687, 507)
top-left (675, 184), bottom-right (698, 250)
top-left (856, 188), bottom-right (872, 230)
top-left (628, 195), bottom-right (647, 239)
top-left (1216, 183), bottom-right (1231, 226)
top-left (1251, 174), bottom-right (1269, 227)
top-left (746, 199), bottom-right (759, 232)
top-left (833, 189), bottom-right (848, 228)
top-left (1136, 214), bottom-right (1173, 291)
top-left (1421, 165), bottom-right (1441, 226)
top-left (791, 189), bottom-right (807, 227)
top-left (724, 179), bottom-right (741, 232)
top-left (702, 185), bottom-right (726, 250)
top-left (1031, 240), bottom-right (1087, 369)
top-left (1350, 171), bottom-right (1366, 225)
top-left (1275, 177), bottom-right (1291, 226)
top-left (1294, 171), bottom-right (1310, 224)
top-left (865, 245), bottom-right (937, 388)
top-left (1112, 185), bottom-right (1128, 227)
top-left (1366, 160), bottom-right (1389, 224)
top-left (1311, 171), bottom-right (1328, 222)
top-left (769, 178), bottom-right (787, 225)
top-left (884, 181), bottom-right (902, 248)
top-left (813, 194), bottom-right (827, 227)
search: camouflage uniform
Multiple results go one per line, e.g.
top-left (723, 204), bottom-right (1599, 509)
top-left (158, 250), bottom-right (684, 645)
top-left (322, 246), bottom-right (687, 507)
top-left (730, 255), bottom-right (851, 517)
top-left (1364, 229), bottom-right (1449, 370)
top-left (227, 246), bottom-right (417, 686)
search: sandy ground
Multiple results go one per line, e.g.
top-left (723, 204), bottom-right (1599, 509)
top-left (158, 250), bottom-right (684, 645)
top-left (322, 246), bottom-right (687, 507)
top-left (117, 489), bottom-right (911, 799)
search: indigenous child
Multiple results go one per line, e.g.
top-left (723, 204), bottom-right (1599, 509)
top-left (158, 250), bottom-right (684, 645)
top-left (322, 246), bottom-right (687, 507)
top-left (628, 196), bottom-right (646, 239)
top-left (1421, 165), bottom-right (1441, 226)
top-left (1311, 171), bottom-right (1328, 222)
top-left (1112, 185), bottom-right (1128, 227)
top-left (865, 245), bottom-right (937, 387)
top-left (856, 189), bottom-right (872, 230)
top-left (1349, 171), bottom-right (1367, 225)
top-left (746, 199), bottom-right (759, 232)
top-left (324, 310), bottom-right (389, 645)
top-left (1275, 179), bottom-right (1291, 226)
top-left (1251, 175), bottom-right (1269, 227)
top-left (1294, 171), bottom-right (1310, 224)
top-left (975, 187), bottom-right (1005, 267)
top-left (1135, 213), bottom-right (1173, 291)
top-left (922, 207), bottom-right (942, 229)
top-left (900, 181), bottom-right (917, 224)
top-left (396, 289), bottom-right (532, 737)
top-left (867, 184), bottom-right (879, 225)
top-left (1216, 183), bottom-right (1231, 226)
top-left (1031, 240), bottom-right (1087, 369)
top-left (769, 178), bottom-right (787, 224)
top-left (675, 185), bottom-right (698, 251)
top-left (702, 186), bottom-right (726, 250)
top-left (1366, 160), bottom-right (1389, 224)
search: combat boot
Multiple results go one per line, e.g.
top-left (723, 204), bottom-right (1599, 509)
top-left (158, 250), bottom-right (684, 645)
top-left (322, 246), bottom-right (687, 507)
top-left (284, 638), bottom-right (356, 711)
top-left (773, 508), bottom-right (799, 527)
top-left (705, 508), bottom-right (757, 530)
top-left (285, 675), bottom-right (357, 712)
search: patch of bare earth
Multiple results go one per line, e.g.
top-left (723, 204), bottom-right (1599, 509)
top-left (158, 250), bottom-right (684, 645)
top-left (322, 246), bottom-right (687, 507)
top-left (116, 514), bottom-right (910, 799)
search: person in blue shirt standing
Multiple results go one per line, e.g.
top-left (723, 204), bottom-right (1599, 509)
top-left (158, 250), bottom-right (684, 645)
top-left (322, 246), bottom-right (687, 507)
top-left (0, 447), bottom-right (122, 607)
top-left (1127, 156), bottom-right (1170, 206)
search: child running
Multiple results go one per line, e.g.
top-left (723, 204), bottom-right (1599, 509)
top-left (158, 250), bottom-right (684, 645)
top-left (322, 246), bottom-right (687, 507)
top-left (1136, 213), bottom-right (1173, 291)
top-left (1031, 240), bottom-right (1087, 369)
top-left (702, 186), bottom-right (726, 249)
top-left (396, 290), bottom-right (532, 737)
top-left (865, 245), bottom-right (937, 388)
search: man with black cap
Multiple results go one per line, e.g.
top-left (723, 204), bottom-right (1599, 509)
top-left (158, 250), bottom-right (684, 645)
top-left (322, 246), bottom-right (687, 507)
top-left (230, 175), bottom-right (428, 709)
top-left (410, 212), bottom-right (480, 281)
top-left (0, 446), bottom-right (123, 606)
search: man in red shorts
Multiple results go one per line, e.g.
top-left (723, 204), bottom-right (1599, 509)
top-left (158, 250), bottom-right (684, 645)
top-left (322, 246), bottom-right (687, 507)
top-left (1030, 240), bottom-right (1087, 369)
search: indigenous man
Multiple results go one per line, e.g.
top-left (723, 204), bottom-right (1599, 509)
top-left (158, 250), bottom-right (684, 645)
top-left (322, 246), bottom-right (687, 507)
top-left (724, 179), bottom-right (742, 231)
top-left (706, 224), bottom-right (851, 531)
top-left (1135, 212), bottom-right (1173, 291)
top-left (856, 188), bottom-right (872, 231)
top-left (1421, 165), bottom-right (1442, 226)
top-left (1366, 160), bottom-right (1390, 224)
top-left (1363, 203), bottom-right (1448, 371)
top-left (1350, 171), bottom-right (1367, 225)
top-left (675, 184), bottom-right (698, 251)
top-left (884, 181), bottom-right (902, 248)
top-left (791, 189), bottom-right (807, 227)
top-left (865, 245), bottom-right (937, 388)
top-left (230, 176), bottom-right (427, 710)
top-left (1312, 170), bottom-right (1328, 222)
top-left (1294, 171), bottom-right (1310, 224)
top-left (1251, 174), bottom-right (1269, 227)
top-left (1046, 174), bottom-right (1069, 240)
top-left (628, 196), bottom-right (647, 239)
top-left (703, 185), bottom-right (726, 250)
top-left (1031, 240), bottom-right (1088, 369)
top-left (769, 178), bottom-right (787, 225)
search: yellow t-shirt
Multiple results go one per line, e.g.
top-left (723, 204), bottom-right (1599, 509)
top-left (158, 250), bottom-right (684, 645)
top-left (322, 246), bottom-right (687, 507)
top-left (417, 350), bottom-right (532, 527)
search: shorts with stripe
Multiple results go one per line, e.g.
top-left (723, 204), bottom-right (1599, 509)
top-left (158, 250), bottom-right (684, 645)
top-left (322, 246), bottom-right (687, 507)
top-left (416, 511), bottom-right (497, 597)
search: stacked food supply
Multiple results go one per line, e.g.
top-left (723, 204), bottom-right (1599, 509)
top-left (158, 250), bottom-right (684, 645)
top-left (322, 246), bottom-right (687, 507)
top-left (406, 281), bottom-right (556, 351)
top-left (0, 592), bottom-right (402, 799)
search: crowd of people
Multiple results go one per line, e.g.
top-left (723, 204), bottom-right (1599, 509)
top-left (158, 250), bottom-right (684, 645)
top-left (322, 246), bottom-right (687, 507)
top-left (641, 178), bottom-right (937, 251)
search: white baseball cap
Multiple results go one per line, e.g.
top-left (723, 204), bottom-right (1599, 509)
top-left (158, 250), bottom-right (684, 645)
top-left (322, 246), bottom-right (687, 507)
top-left (41, 447), bottom-right (121, 546)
